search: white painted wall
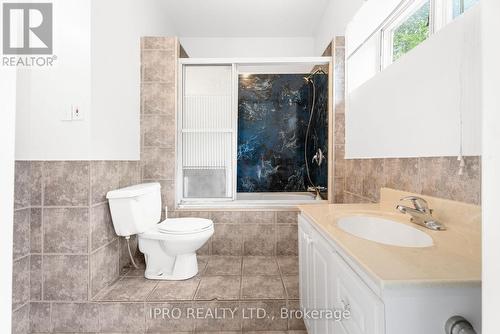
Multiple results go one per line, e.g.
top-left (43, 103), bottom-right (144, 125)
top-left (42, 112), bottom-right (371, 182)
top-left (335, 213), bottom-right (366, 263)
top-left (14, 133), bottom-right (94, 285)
top-left (90, 0), bottom-right (174, 160)
top-left (15, 0), bottom-right (92, 160)
top-left (314, 0), bottom-right (364, 55)
top-left (179, 37), bottom-right (315, 58)
top-left (346, 6), bottom-right (481, 159)
top-left (15, 0), bottom-right (174, 160)
top-left (345, 0), bottom-right (402, 57)
top-left (481, 0), bottom-right (500, 331)
top-left (0, 68), bottom-right (16, 334)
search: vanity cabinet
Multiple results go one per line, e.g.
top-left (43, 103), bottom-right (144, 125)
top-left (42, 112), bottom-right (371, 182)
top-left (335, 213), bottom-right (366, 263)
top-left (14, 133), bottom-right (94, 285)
top-left (298, 213), bottom-right (481, 334)
top-left (299, 215), bottom-right (384, 334)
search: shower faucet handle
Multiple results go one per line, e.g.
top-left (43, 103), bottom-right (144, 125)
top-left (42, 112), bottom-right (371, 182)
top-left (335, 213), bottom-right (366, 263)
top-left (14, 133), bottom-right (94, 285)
top-left (312, 148), bottom-right (325, 166)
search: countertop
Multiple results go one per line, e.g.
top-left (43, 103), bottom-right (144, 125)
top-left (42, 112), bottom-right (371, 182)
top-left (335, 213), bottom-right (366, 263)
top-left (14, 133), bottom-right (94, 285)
top-left (298, 188), bottom-right (481, 291)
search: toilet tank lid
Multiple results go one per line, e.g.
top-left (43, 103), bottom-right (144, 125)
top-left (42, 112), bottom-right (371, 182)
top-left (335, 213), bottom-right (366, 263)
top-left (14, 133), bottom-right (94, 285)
top-left (106, 182), bottom-right (160, 199)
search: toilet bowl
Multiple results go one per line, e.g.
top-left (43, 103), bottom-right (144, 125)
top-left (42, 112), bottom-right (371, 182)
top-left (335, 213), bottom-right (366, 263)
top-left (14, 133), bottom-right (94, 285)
top-left (106, 182), bottom-right (213, 280)
top-left (138, 218), bottom-right (214, 280)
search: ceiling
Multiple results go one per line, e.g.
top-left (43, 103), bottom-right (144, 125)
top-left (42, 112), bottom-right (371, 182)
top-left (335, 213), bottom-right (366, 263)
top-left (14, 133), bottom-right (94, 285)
top-left (161, 0), bottom-right (331, 37)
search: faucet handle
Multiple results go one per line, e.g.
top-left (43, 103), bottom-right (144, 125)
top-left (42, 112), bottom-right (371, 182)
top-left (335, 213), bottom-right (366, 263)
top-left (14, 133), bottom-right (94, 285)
top-left (400, 196), bottom-right (430, 213)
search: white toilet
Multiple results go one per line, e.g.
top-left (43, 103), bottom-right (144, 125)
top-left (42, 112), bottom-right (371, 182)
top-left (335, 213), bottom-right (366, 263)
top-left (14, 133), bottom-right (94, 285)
top-left (106, 182), bottom-right (213, 280)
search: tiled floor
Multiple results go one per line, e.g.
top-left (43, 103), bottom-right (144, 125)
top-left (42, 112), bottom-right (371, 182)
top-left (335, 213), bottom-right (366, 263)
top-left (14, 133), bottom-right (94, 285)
top-left (96, 256), bottom-right (299, 302)
top-left (93, 256), bottom-right (305, 333)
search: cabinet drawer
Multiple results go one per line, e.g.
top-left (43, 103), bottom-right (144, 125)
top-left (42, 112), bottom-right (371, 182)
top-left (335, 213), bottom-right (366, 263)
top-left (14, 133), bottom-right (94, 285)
top-left (333, 253), bottom-right (385, 334)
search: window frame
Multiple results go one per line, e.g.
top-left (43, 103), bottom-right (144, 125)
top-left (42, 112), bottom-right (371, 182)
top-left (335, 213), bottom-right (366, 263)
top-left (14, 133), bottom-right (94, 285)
top-left (380, 0), bottom-right (478, 69)
top-left (175, 57), bottom-right (332, 209)
top-left (381, 0), bottom-right (435, 69)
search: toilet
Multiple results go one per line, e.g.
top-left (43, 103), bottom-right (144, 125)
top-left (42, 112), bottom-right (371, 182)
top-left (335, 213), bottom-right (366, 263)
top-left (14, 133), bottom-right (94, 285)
top-left (106, 182), bottom-right (213, 280)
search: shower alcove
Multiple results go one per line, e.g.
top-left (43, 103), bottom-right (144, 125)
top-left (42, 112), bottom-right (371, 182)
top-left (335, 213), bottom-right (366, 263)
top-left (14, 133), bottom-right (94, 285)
top-left (176, 58), bottom-right (333, 208)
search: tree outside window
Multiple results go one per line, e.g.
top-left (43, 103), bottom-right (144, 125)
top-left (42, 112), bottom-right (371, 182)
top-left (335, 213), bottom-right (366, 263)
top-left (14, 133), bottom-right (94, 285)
top-left (392, 1), bottom-right (430, 62)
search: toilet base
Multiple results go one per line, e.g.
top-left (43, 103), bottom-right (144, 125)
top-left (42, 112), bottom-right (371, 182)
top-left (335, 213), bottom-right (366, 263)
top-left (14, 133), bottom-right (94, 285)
top-left (144, 252), bottom-right (198, 280)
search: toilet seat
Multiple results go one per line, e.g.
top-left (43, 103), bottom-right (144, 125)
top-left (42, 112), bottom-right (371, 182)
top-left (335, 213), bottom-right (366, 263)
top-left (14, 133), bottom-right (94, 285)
top-left (157, 218), bottom-right (213, 235)
top-left (140, 218), bottom-right (213, 240)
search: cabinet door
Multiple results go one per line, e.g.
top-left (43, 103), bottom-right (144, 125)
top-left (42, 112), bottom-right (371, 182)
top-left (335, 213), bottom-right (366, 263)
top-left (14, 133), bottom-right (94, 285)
top-left (298, 220), bottom-right (313, 313)
top-left (310, 233), bottom-right (337, 334)
top-left (333, 252), bottom-right (385, 334)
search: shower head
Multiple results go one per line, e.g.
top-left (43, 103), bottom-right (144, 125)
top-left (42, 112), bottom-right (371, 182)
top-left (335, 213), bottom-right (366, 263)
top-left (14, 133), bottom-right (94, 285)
top-left (304, 68), bottom-right (327, 83)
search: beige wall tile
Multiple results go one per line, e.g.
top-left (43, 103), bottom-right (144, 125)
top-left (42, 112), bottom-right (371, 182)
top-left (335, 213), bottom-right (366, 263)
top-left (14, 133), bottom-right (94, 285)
top-left (142, 36), bottom-right (176, 51)
top-left (30, 162), bottom-right (43, 206)
top-left (43, 161), bottom-right (89, 206)
top-left (141, 147), bottom-right (175, 180)
top-left (211, 211), bottom-right (243, 224)
top-left (242, 224), bottom-right (275, 256)
top-left (345, 159), bottom-right (363, 195)
top-left (276, 225), bottom-right (298, 256)
top-left (14, 161), bottom-right (31, 209)
top-left (90, 240), bottom-right (119, 298)
top-left (51, 302), bottom-right (99, 332)
top-left (334, 114), bottom-right (345, 145)
top-left (90, 161), bottom-right (121, 205)
top-left (142, 114), bottom-right (175, 148)
top-left (361, 159), bottom-right (386, 202)
top-left (334, 144), bottom-right (345, 177)
top-left (98, 302), bottom-right (145, 333)
top-left (142, 50), bottom-right (176, 83)
top-left (43, 208), bottom-right (89, 254)
top-left (29, 302), bottom-right (51, 333)
top-left (13, 209), bottom-right (30, 259)
top-left (276, 211), bottom-right (298, 225)
top-left (30, 255), bottom-right (42, 301)
top-left (385, 158), bottom-right (421, 194)
top-left (119, 161), bottom-right (141, 188)
top-left (43, 255), bottom-right (88, 301)
top-left (243, 211), bottom-right (275, 224)
top-left (91, 203), bottom-right (116, 251)
top-left (141, 82), bottom-right (175, 115)
top-left (11, 303), bottom-right (29, 334)
top-left (12, 256), bottom-right (30, 310)
top-left (30, 208), bottom-right (42, 254)
top-left (212, 224), bottom-right (243, 256)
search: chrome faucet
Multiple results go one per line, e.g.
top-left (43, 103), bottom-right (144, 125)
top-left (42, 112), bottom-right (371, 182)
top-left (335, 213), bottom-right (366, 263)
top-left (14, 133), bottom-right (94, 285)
top-left (396, 196), bottom-right (446, 231)
top-left (307, 186), bottom-right (326, 200)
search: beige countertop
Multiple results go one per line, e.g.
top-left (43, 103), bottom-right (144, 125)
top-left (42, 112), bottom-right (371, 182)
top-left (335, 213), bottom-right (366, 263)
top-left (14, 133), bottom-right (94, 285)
top-left (298, 188), bottom-right (481, 290)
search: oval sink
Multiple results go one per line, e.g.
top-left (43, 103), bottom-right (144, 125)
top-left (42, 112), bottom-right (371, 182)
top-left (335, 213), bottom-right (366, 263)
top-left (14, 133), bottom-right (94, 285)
top-left (337, 216), bottom-right (433, 248)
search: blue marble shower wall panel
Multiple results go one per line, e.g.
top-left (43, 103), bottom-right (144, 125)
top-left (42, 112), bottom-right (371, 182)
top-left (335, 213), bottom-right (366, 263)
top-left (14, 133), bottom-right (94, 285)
top-left (237, 74), bottom-right (328, 193)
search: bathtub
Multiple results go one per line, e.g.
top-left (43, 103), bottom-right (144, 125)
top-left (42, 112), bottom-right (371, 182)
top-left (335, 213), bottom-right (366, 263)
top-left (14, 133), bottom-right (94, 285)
top-left (179, 192), bottom-right (326, 209)
top-left (237, 192), bottom-right (317, 201)
top-left (225, 192), bottom-right (325, 208)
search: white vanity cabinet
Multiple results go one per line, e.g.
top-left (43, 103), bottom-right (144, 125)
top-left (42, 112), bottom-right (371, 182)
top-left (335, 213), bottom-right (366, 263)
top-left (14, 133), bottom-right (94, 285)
top-left (298, 213), bottom-right (481, 334)
top-left (299, 214), bottom-right (384, 334)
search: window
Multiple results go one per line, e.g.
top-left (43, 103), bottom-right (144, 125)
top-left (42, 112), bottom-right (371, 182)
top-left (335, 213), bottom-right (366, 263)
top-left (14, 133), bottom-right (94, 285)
top-left (382, 0), bottom-right (431, 67)
top-left (392, 1), bottom-right (430, 61)
top-left (452, 0), bottom-right (479, 18)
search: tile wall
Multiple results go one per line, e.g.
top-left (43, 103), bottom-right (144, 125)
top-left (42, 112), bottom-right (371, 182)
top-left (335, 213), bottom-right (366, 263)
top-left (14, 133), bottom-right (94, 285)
top-left (140, 36), bottom-right (301, 257)
top-left (331, 36), bottom-right (481, 205)
top-left (12, 160), bottom-right (141, 334)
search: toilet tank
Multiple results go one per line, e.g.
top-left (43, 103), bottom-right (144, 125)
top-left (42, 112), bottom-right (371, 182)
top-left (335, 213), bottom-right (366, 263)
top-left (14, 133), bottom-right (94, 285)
top-left (106, 182), bottom-right (162, 237)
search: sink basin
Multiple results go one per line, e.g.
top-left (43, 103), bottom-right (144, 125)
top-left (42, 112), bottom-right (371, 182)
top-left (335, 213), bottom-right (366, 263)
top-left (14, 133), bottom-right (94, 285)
top-left (337, 216), bottom-right (433, 248)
